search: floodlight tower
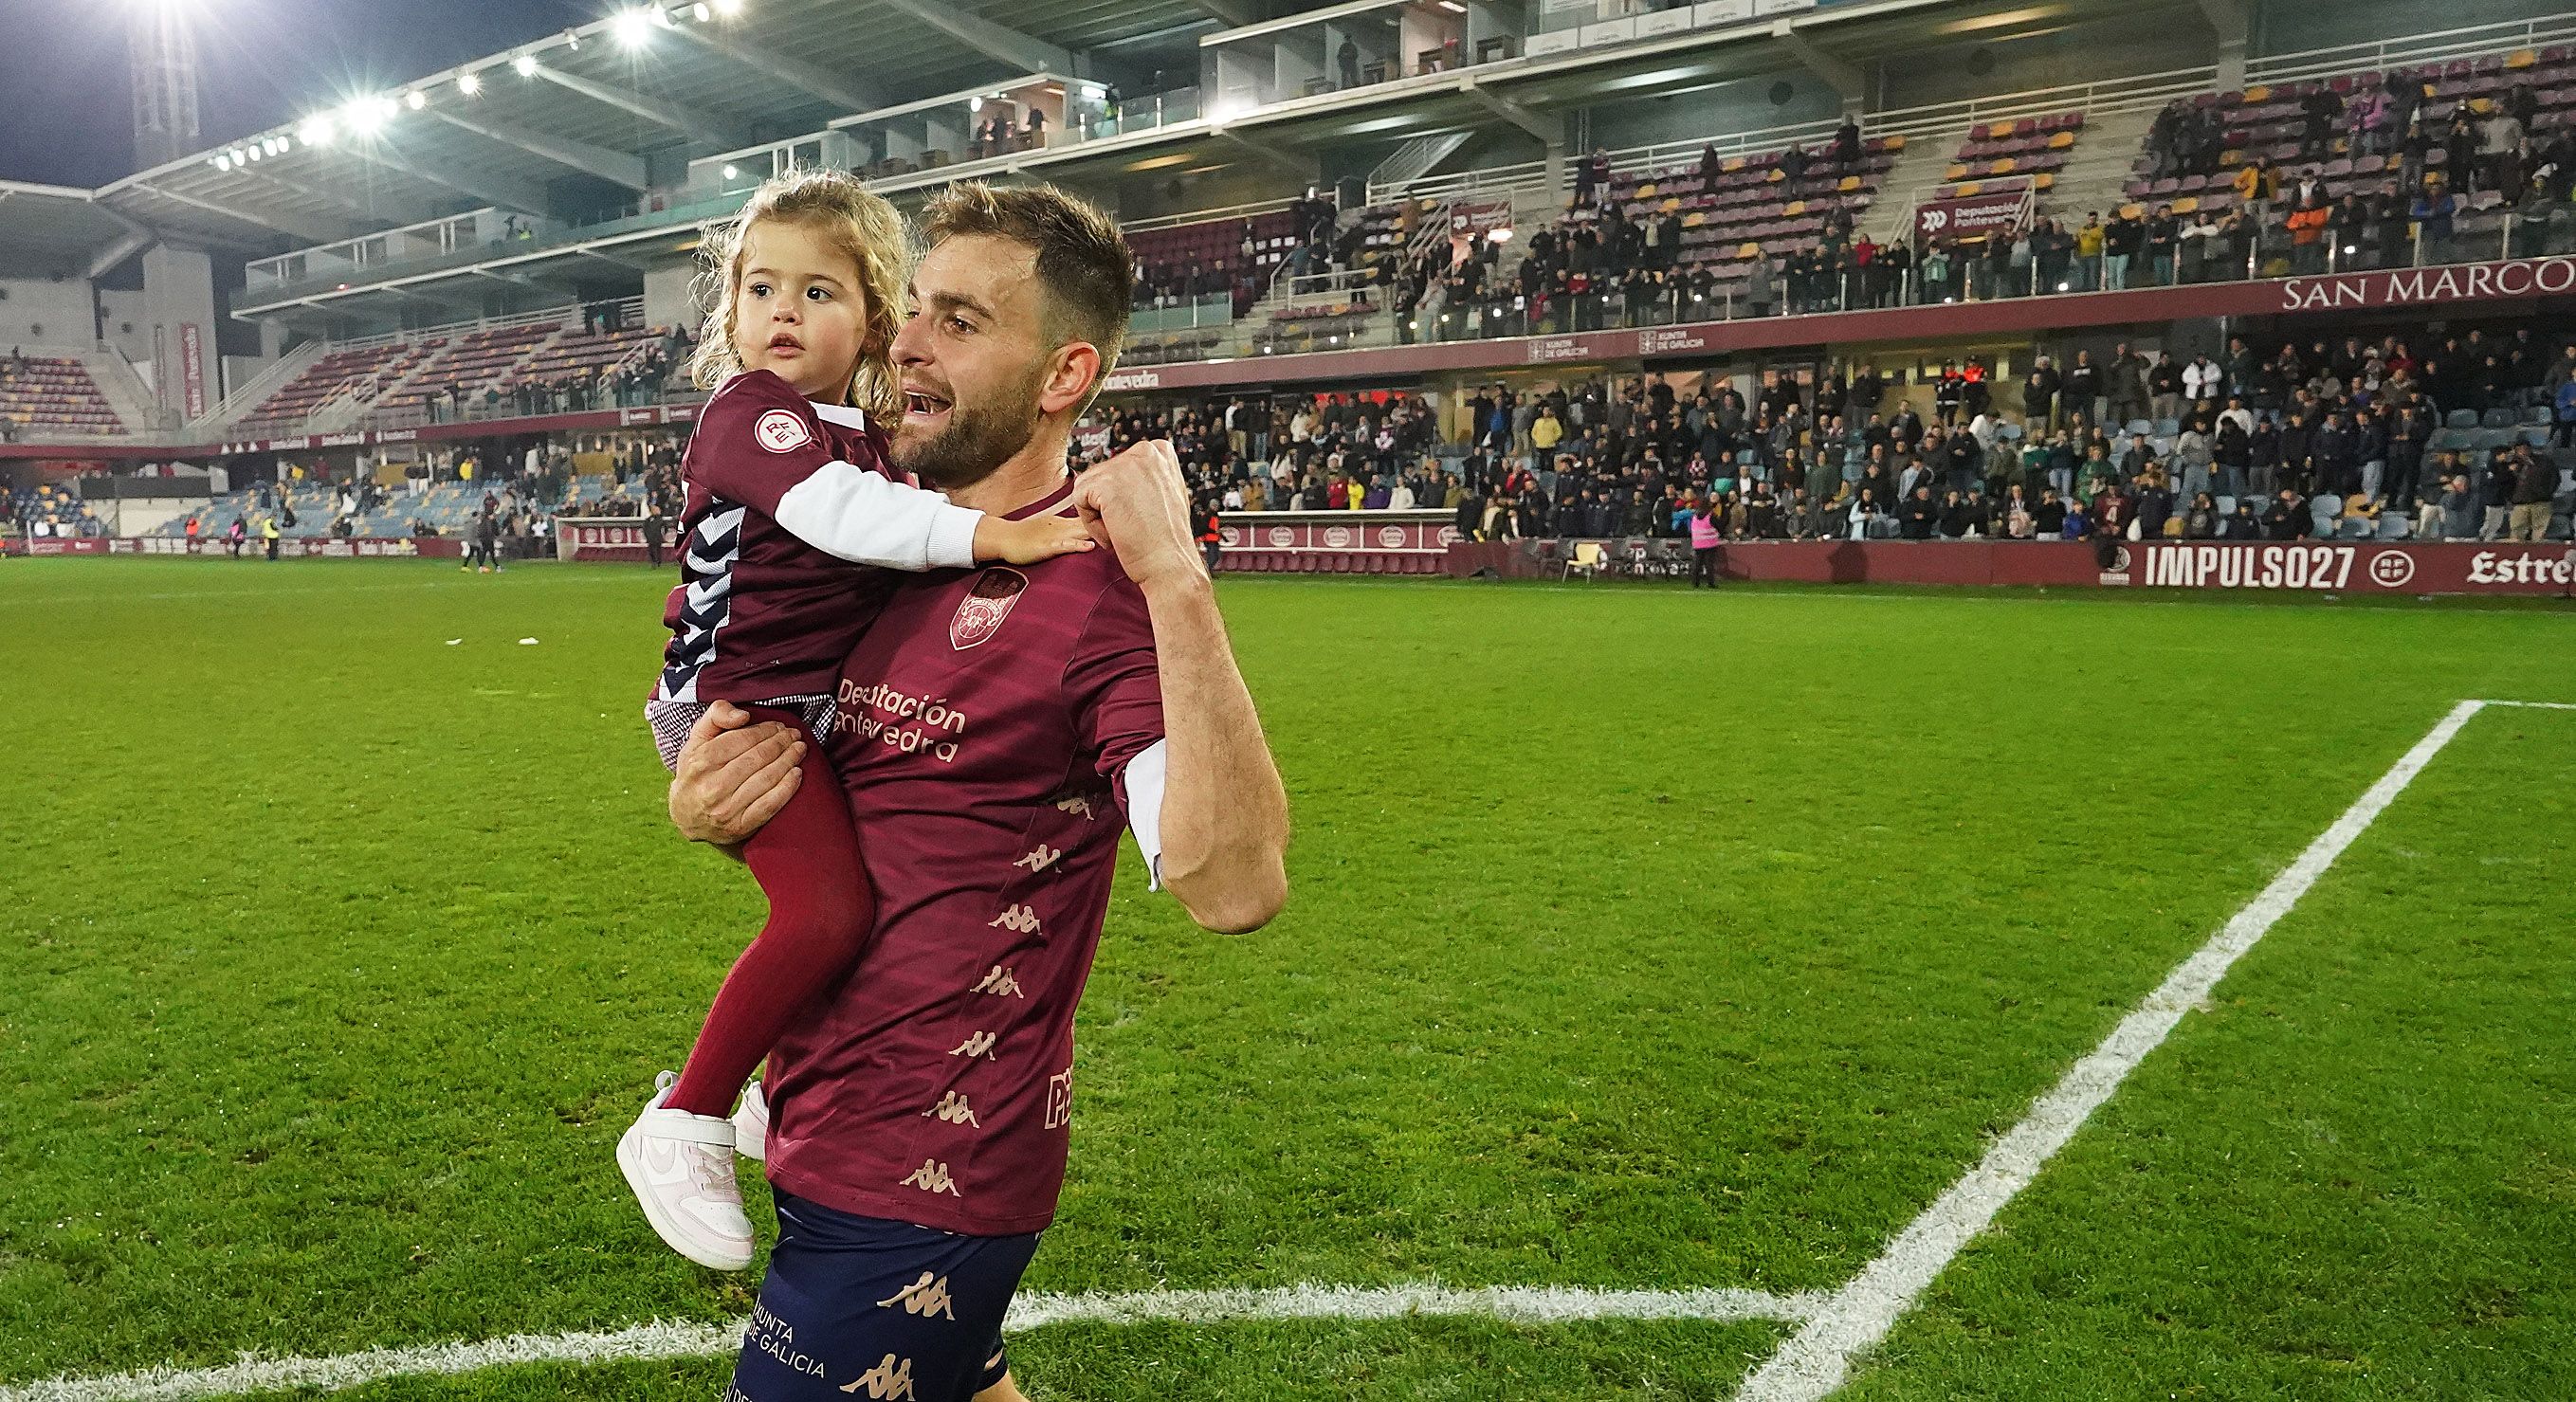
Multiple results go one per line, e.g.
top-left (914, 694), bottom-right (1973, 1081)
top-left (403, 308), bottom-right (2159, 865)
top-left (130, 0), bottom-right (207, 169)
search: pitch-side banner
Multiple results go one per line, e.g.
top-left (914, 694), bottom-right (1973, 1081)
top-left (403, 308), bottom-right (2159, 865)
top-left (2119, 541), bottom-right (2575, 594)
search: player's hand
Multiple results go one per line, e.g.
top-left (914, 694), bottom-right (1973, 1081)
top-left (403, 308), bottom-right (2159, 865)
top-left (975, 510), bottom-right (1098, 566)
top-left (1069, 440), bottom-right (1200, 592)
top-left (668, 701), bottom-right (803, 846)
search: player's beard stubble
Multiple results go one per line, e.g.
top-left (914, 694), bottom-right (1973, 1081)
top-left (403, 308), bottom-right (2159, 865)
top-left (892, 355), bottom-right (1050, 494)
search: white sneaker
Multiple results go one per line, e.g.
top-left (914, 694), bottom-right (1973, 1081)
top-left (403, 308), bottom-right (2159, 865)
top-left (615, 1071), bottom-right (754, 1270)
top-left (732, 1080), bottom-right (769, 1162)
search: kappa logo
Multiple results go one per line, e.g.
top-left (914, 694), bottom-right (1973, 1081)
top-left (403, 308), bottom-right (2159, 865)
top-left (949, 568), bottom-right (1027, 650)
top-left (840, 1354), bottom-right (917, 1398)
top-left (875, 1271), bottom-right (958, 1320)
top-left (972, 965), bottom-right (1025, 997)
top-left (1046, 1066), bottom-right (1073, 1130)
top-left (754, 408), bottom-right (813, 454)
top-left (988, 904), bottom-right (1042, 935)
top-left (1054, 793), bottom-right (1097, 820)
top-left (951, 1029), bottom-right (998, 1059)
top-left (923, 1090), bottom-right (981, 1126)
top-left (899, 1159), bottom-right (961, 1196)
top-left (1014, 843), bottom-right (1063, 873)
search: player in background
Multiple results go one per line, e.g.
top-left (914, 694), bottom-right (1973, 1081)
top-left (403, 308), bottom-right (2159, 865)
top-left (622, 171), bottom-right (1091, 1270)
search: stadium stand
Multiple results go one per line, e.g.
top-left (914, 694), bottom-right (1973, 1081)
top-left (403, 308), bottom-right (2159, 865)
top-left (1936, 113), bottom-right (2088, 200)
top-left (0, 355), bottom-right (125, 439)
top-left (231, 340), bottom-right (434, 439)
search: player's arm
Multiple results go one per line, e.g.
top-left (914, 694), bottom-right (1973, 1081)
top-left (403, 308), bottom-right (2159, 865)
top-left (1072, 442), bottom-right (1288, 935)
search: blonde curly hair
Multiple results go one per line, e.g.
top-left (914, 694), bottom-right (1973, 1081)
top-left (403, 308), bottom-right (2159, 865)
top-left (690, 168), bottom-right (909, 421)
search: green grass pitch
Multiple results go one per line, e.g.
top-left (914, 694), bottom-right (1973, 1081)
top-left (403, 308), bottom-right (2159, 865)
top-left (2, 556), bottom-right (2571, 1400)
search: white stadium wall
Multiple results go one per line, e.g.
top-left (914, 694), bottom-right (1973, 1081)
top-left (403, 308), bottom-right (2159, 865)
top-left (0, 277), bottom-right (99, 351)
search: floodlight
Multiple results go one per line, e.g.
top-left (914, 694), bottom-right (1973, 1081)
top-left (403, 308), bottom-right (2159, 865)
top-left (612, 9), bottom-right (654, 47)
top-left (713, 0), bottom-right (742, 14)
top-left (457, 71), bottom-right (482, 96)
top-left (692, 2), bottom-right (710, 18)
top-left (722, 163), bottom-right (740, 179)
top-left (404, 90), bottom-right (427, 111)
top-left (514, 54), bottom-right (539, 77)
top-left (298, 117), bottom-right (335, 146)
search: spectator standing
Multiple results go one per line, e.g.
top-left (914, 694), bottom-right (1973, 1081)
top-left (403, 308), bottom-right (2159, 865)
top-left (2508, 446), bottom-right (2556, 541)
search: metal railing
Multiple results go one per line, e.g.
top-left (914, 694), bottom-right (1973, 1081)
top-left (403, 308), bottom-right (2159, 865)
top-left (2244, 14), bottom-right (2576, 87)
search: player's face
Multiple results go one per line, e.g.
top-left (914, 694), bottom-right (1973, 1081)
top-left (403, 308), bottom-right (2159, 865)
top-left (889, 235), bottom-right (1053, 492)
top-left (733, 221), bottom-right (868, 403)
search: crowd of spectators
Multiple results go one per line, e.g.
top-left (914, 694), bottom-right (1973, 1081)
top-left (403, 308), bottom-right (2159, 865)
top-left (1079, 323), bottom-right (2576, 552)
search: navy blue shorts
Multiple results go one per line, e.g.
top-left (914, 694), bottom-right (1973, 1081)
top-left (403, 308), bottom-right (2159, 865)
top-left (725, 1193), bottom-right (1041, 1402)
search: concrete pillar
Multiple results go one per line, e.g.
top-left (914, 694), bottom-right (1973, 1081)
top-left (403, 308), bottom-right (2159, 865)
top-left (140, 245), bottom-right (217, 420)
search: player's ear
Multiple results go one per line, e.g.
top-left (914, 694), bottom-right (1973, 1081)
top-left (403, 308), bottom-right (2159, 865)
top-left (1038, 342), bottom-right (1101, 418)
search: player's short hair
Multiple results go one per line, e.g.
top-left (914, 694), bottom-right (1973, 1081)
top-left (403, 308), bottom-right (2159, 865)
top-left (692, 168), bottom-right (910, 421)
top-left (918, 181), bottom-right (1133, 413)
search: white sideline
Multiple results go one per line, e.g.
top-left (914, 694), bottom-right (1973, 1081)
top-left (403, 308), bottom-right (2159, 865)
top-left (1733, 698), bottom-right (2492, 1402)
top-left (0, 1284), bottom-right (1820, 1402)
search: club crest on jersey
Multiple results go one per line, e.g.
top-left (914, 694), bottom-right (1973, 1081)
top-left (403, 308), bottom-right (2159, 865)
top-left (754, 408), bottom-right (812, 453)
top-left (950, 568), bottom-right (1026, 650)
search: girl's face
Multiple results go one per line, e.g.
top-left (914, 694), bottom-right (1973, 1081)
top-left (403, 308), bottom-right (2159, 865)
top-left (733, 220), bottom-right (870, 402)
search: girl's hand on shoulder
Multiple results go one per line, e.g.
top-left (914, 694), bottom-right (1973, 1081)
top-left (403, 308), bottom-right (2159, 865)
top-left (977, 511), bottom-right (1099, 566)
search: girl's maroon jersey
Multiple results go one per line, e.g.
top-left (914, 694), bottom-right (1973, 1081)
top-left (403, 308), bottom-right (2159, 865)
top-left (655, 369), bottom-right (982, 706)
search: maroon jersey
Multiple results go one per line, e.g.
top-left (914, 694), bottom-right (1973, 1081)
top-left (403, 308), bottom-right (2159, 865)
top-left (655, 370), bottom-right (982, 707)
top-left (762, 479), bottom-right (1167, 1236)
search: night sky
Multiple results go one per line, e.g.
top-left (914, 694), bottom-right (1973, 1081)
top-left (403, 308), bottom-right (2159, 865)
top-left (0, 0), bottom-right (593, 187)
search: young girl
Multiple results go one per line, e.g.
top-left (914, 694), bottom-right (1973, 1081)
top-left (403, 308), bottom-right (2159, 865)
top-left (620, 170), bottom-right (1090, 1270)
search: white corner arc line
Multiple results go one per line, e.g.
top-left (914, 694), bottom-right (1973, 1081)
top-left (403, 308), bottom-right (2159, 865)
top-left (0, 1284), bottom-right (1819, 1402)
top-left (1733, 699), bottom-right (2490, 1402)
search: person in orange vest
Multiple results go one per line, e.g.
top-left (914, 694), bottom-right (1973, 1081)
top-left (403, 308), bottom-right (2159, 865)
top-left (1197, 498), bottom-right (1224, 576)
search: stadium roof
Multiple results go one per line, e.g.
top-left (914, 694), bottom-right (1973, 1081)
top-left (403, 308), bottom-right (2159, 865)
top-left (90, 0), bottom-right (1227, 253)
top-left (0, 182), bottom-right (155, 282)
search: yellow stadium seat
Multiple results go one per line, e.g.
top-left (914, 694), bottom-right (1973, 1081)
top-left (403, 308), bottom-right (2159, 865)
top-left (1886, 134), bottom-right (1905, 150)
top-left (1737, 242), bottom-right (1760, 259)
top-left (1946, 163), bottom-right (1969, 180)
top-left (1783, 199), bottom-right (1806, 216)
top-left (1684, 212), bottom-right (1707, 228)
top-left (2242, 84), bottom-right (2270, 102)
top-left (1724, 156), bottom-right (1746, 173)
top-left (2033, 173), bottom-right (2055, 190)
top-left (2171, 194), bottom-right (2197, 212)
top-left (1767, 168), bottom-right (1784, 182)
top-left (1988, 119), bottom-right (2013, 138)
top-left (1990, 156), bottom-right (2017, 174)
top-left (2047, 131), bottom-right (2074, 149)
top-left (1837, 174), bottom-right (1861, 191)
top-left (1637, 182), bottom-right (1657, 197)
top-left (2120, 203), bottom-right (2145, 219)
top-left (2507, 47), bottom-right (2537, 68)
top-left (2220, 148), bottom-right (2243, 165)
top-left (1955, 181), bottom-right (1982, 196)
top-left (2469, 96), bottom-right (2493, 114)
top-left (1663, 196), bottom-right (1683, 212)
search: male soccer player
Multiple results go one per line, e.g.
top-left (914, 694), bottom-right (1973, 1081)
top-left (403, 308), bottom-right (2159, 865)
top-left (669, 182), bottom-right (1289, 1402)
